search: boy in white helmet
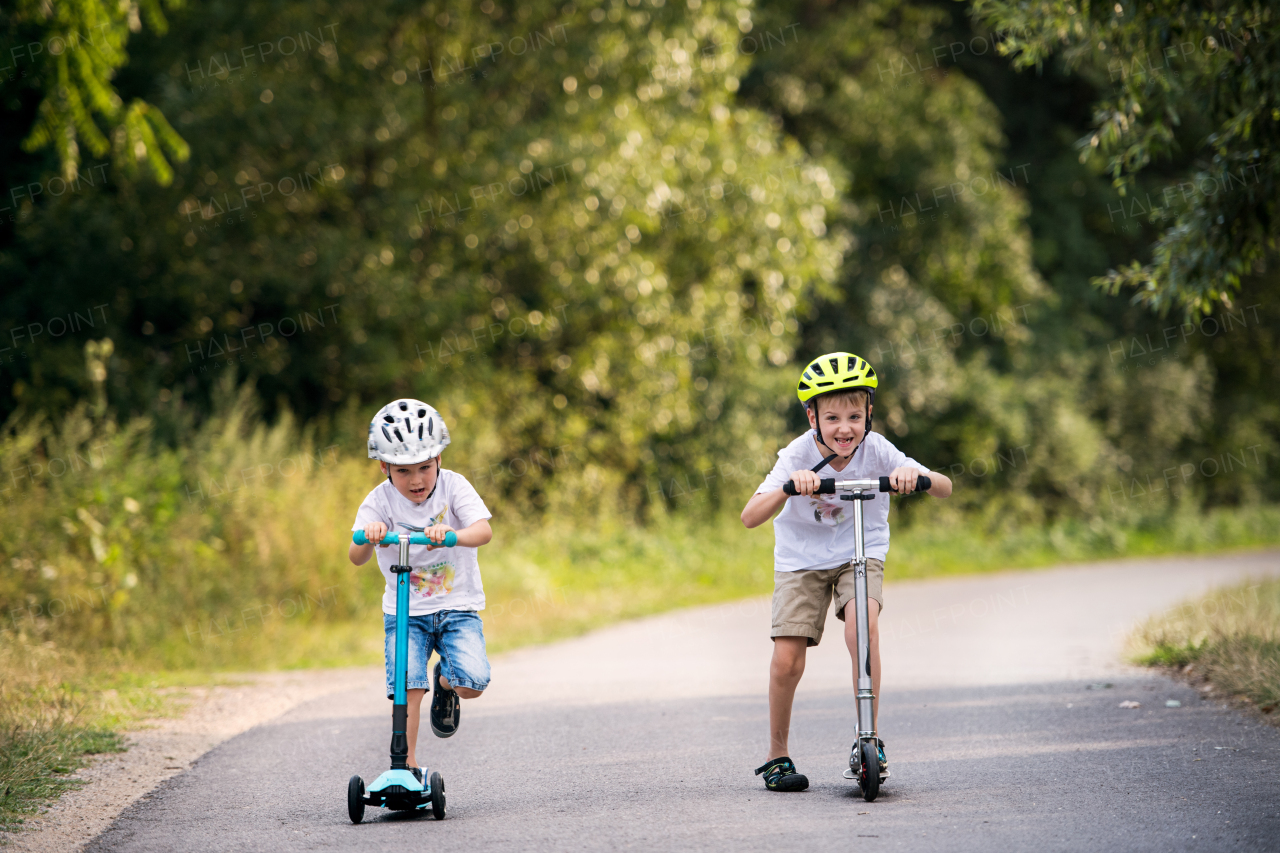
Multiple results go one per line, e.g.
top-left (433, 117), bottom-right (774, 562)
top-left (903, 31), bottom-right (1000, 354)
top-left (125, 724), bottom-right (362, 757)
top-left (741, 352), bottom-right (952, 792)
top-left (349, 399), bottom-right (494, 781)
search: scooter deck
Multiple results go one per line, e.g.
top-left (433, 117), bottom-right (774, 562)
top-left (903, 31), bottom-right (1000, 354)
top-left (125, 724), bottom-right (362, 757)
top-left (365, 768), bottom-right (434, 810)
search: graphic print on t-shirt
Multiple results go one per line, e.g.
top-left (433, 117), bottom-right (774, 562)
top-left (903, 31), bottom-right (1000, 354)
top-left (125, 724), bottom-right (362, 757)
top-left (808, 497), bottom-right (847, 526)
top-left (411, 560), bottom-right (455, 598)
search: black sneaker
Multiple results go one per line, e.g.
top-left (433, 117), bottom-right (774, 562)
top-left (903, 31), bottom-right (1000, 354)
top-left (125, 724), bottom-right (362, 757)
top-left (429, 661), bottom-right (460, 738)
top-left (410, 766), bottom-right (425, 788)
top-left (754, 756), bottom-right (809, 792)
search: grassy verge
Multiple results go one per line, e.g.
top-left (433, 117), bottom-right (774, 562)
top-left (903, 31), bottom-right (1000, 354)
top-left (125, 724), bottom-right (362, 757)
top-left (0, 644), bottom-right (213, 833)
top-left (0, 650), bottom-right (277, 834)
top-left (1130, 578), bottom-right (1280, 720)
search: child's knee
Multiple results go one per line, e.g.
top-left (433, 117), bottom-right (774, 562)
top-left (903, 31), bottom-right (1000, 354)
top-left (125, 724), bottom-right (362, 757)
top-left (771, 639), bottom-right (806, 678)
top-left (455, 685), bottom-right (483, 699)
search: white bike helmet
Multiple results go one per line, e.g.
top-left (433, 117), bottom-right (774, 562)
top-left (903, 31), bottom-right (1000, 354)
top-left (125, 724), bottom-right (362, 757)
top-left (367, 399), bottom-right (450, 465)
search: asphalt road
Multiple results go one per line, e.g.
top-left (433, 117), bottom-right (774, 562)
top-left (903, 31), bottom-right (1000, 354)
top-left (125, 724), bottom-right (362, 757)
top-left (87, 552), bottom-right (1280, 852)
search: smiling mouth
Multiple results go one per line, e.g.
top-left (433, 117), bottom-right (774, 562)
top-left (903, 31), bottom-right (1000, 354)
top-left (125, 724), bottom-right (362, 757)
top-left (409, 486), bottom-right (426, 496)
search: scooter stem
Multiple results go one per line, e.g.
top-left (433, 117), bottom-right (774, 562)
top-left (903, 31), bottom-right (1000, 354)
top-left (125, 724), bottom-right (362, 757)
top-left (390, 535), bottom-right (412, 769)
top-left (850, 493), bottom-right (876, 740)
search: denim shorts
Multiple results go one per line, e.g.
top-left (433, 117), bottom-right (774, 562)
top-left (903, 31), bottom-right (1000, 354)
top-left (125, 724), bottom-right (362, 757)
top-left (382, 609), bottom-right (491, 699)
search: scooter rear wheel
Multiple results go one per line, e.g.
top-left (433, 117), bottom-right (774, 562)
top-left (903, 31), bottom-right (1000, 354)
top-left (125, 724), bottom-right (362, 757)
top-left (430, 771), bottom-right (446, 820)
top-left (859, 741), bottom-right (880, 802)
top-left (347, 775), bottom-right (366, 824)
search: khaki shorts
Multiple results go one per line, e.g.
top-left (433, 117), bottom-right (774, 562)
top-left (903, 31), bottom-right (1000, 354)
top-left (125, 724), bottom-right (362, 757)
top-left (771, 559), bottom-right (884, 647)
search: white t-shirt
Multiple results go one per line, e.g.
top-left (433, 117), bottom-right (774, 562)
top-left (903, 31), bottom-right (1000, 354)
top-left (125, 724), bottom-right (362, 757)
top-left (755, 430), bottom-right (930, 570)
top-left (352, 470), bottom-right (493, 616)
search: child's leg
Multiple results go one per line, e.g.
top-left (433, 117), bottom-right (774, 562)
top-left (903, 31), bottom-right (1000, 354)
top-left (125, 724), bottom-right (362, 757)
top-left (438, 671), bottom-right (483, 699)
top-left (767, 637), bottom-right (808, 760)
top-left (835, 560), bottom-right (885, 727)
top-left (428, 611), bottom-right (491, 738)
top-left (841, 599), bottom-right (881, 724)
top-left (766, 568), bottom-right (830, 763)
top-left (435, 611), bottom-right (490, 698)
top-left (405, 688), bottom-right (426, 767)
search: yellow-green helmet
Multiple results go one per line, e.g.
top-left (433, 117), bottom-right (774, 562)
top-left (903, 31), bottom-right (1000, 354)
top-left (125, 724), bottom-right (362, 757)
top-left (796, 352), bottom-right (878, 404)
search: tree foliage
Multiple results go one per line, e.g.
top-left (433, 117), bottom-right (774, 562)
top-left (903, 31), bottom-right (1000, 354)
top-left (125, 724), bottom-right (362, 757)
top-left (1, 0), bottom-right (189, 183)
top-left (969, 0), bottom-right (1278, 318)
top-left (1, 0), bottom-right (1276, 524)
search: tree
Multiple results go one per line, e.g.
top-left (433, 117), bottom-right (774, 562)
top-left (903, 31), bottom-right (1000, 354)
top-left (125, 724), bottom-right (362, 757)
top-left (1, 0), bottom-right (189, 183)
top-left (970, 0), bottom-right (1277, 317)
top-left (1, 0), bottom-right (844, 514)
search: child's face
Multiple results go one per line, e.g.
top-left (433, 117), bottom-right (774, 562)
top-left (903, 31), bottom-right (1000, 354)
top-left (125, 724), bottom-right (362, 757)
top-left (381, 456), bottom-right (440, 503)
top-left (807, 396), bottom-right (870, 454)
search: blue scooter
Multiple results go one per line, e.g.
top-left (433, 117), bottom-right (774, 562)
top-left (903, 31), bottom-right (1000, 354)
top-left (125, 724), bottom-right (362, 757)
top-left (347, 527), bottom-right (456, 823)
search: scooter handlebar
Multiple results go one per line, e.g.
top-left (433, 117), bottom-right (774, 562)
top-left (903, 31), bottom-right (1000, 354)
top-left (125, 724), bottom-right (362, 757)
top-left (352, 530), bottom-right (458, 547)
top-left (880, 474), bottom-right (931, 493)
top-left (783, 478), bottom-right (836, 496)
top-left (782, 475), bottom-right (932, 496)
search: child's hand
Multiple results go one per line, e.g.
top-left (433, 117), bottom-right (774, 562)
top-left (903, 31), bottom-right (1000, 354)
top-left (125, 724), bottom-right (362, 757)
top-left (887, 467), bottom-right (920, 493)
top-left (363, 521), bottom-right (389, 546)
top-left (787, 469), bottom-right (822, 496)
top-left (425, 524), bottom-right (455, 550)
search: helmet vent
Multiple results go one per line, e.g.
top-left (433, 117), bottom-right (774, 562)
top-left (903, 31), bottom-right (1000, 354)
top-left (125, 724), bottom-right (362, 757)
top-left (418, 424), bottom-right (423, 440)
top-left (427, 418), bottom-right (433, 435)
top-left (398, 402), bottom-right (408, 411)
top-left (393, 428), bottom-right (404, 442)
top-left (803, 371), bottom-right (813, 381)
top-left (828, 357), bottom-right (840, 373)
top-left (847, 356), bottom-right (856, 371)
top-left (384, 415), bottom-right (395, 423)
top-left (381, 426), bottom-right (394, 443)
top-left (810, 362), bottom-right (825, 377)
top-left (417, 409), bottom-right (426, 418)
top-left (816, 381), bottom-right (834, 387)
top-left (798, 381), bottom-right (811, 391)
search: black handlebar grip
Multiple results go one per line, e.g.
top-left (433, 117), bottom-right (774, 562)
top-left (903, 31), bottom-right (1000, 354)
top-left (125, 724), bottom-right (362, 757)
top-left (879, 475), bottom-right (934, 493)
top-left (783, 478), bottom-right (836, 496)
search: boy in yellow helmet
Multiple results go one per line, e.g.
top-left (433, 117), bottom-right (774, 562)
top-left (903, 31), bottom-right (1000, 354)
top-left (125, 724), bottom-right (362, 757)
top-left (741, 352), bottom-right (952, 791)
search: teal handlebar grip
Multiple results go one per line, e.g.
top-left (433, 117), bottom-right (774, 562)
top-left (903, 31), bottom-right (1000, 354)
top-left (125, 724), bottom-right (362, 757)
top-left (352, 530), bottom-right (458, 547)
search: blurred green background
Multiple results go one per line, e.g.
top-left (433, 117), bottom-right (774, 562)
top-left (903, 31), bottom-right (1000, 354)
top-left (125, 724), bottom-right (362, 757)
top-left (1, 0), bottom-right (1277, 668)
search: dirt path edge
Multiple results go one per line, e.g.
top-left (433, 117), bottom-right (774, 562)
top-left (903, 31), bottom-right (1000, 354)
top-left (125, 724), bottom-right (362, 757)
top-left (2, 667), bottom-right (381, 853)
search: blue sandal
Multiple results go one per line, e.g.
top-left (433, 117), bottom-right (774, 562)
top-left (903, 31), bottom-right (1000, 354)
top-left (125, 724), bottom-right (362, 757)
top-left (754, 756), bottom-right (809, 791)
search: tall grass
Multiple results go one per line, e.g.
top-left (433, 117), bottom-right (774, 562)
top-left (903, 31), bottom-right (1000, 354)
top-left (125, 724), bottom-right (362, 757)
top-left (3, 390), bottom-right (1279, 669)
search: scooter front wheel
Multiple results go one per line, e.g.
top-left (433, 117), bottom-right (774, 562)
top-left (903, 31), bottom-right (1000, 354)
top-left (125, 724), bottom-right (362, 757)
top-left (859, 741), bottom-right (880, 802)
top-left (347, 775), bottom-right (366, 824)
top-left (430, 771), bottom-right (446, 820)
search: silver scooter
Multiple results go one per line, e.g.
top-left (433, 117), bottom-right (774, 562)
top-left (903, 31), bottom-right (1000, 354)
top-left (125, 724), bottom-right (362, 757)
top-left (784, 473), bottom-right (931, 802)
